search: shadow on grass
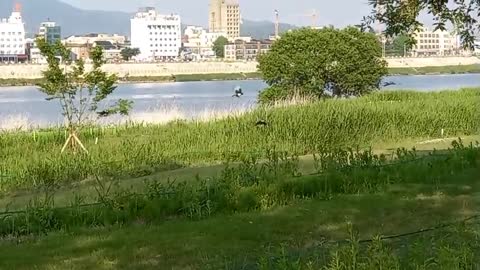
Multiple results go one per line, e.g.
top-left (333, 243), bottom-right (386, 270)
top-left (0, 184), bottom-right (478, 270)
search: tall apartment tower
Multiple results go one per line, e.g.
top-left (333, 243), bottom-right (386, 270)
top-left (209, 0), bottom-right (240, 39)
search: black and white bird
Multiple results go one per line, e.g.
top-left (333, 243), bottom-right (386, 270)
top-left (232, 86), bottom-right (244, 98)
top-left (255, 120), bottom-right (268, 127)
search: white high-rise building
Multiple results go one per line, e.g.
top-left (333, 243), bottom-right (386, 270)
top-left (131, 7), bottom-right (182, 61)
top-left (183, 25), bottom-right (227, 59)
top-left (0, 5), bottom-right (26, 63)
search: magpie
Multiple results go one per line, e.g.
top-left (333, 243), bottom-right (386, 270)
top-left (232, 86), bottom-right (244, 98)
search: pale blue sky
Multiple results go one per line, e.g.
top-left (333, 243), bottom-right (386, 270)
top-left (59, 0), bottom-right (373, 26)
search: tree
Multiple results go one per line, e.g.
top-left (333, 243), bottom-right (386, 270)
top-left (213, 36), bottom-right (229, 58)
top-left (37, 38), bottom-right (133, 153)
top-left (120, 47), bottom-right (141, 61)
top-left (258, 27), bottom-right (388, 103)
top-left (362, 0), bottom-right (479, 49)
top-left (385, 34), bottom-right (410, 56)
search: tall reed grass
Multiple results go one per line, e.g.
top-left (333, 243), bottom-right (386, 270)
top-left (0, 89), bottom-right (478, 191)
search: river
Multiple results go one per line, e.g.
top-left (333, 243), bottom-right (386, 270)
top-left (0, 74), bottom-right (479, 129)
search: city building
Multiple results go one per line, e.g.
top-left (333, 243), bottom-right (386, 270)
top-left (64, 33), bottom-right (127, 46)
top-left (183, 25), bottom-right (227, 59)
top-left (411, 27), bottom-right (460, 56)
top-left (209, 0), bottom-right (241, 39)
top-left (224, 39), bottom-right (273, 61)
top-left (38, 21), bottom-right (61, 44)
top-left (0, 4), bottom-right (27, 63)
top-left (30, 21), bottom-right (62, 64)
top-left (131, 7), bottom-right (182, 62)
top-left (93, 41), bottom-right (122, 62)
top-left (66, 43), bottom-right (92, 61)
top-left (63, 34), bottom-right (127, 61)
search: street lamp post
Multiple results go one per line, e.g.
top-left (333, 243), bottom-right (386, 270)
top-left (381, 36), bottom-right (387, 58)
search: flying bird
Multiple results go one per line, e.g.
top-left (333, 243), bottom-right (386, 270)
top-left (232, 86), bottom-right (244, 98)
top-left (382, 81), bottom-right (396, 87)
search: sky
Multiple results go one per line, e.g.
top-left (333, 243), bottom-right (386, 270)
top-left (59, 0), bottom-right (373, 27)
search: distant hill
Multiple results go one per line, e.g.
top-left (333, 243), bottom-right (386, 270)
top-left (241, 20), bottom-right (298, 39)
top-left (0, 0), bottom-right (131, 37)
top-left (0, 0), bottom-right (297, 39)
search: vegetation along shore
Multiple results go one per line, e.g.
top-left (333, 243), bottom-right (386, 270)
top-left (1, 64), bottom-right (480, 87)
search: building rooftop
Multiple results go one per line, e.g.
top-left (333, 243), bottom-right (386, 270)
top-left (94, 41), bottom-right (116, 50)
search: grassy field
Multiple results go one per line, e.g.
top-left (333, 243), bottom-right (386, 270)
top-left (0, 89), bottom-right (478, 192)
top-left (388, 64), bottom-right (480, 75)
top-left (0, 141), bottom-right (478, 269)
top-left (0, 89), bottom-right (479, 269)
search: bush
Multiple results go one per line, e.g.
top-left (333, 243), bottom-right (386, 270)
top-left (258, 27), bottom-right (388, 103)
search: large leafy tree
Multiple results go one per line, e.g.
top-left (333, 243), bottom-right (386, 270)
top-left (362, 0), bottom-right (480, 49)
top-left (213, 36), bottom-right (229, 58)
top-left (37, 38), bottom-right (133, 153)
top-left (120, 47), bottom-right (141, 61)
top-left (258, 27), bottom-right (388, 102)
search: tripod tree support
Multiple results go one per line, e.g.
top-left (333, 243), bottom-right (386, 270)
top-left (61, 130), bottom-right (89, 154)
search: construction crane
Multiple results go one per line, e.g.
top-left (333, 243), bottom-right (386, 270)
top-left (294, 9), bottom-right (318, 28)
top-left (309, 9), bottom-right (318, 28)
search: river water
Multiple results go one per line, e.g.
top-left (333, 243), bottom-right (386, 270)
top-left (0, 74), bottom-right (479, 129)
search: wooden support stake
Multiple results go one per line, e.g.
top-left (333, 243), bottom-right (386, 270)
top-left (60, 131), bottom-right (89, 154)
top-left (61, 134), bottom-right (73, 153)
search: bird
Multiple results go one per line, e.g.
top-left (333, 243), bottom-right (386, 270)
top-left (98, 110), bottom-right (109, 117)
top-left (232, 86), bottom-right (244, 98)
top-left (255, 120), bottom-right (268, 127)
top-left (382, 81), bottom-right (396, 87)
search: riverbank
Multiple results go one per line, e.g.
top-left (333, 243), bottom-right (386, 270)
top-left (0, 72), bottom-right (263, 87)
top-left (1, 65), bottom-right (479, 87)
top-left (389, 64), bottom-right (480, 75)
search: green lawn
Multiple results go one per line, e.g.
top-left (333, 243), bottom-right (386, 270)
top-left (0, 137), bottom-right (479, 269)
top-left (0, 166), bottom-right (478, 269)
top-left (1, 135), bottom-right (477, 212)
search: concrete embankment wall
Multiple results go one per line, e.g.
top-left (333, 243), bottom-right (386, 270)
top-left (0, 57), bottom-right (479, 79)
top-left (0, 61), bottom-right (259, 79)
top-left (386, 56), bottom-right (480, 68)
